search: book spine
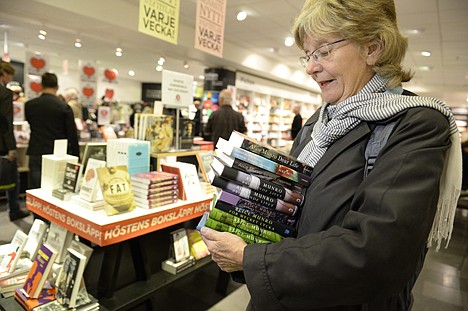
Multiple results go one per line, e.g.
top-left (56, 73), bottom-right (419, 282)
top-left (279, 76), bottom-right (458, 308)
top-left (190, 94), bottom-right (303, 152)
top-left (236, 136), bottom-right (313, 175)
top-left (205, 217), bottom-right (270, 244)
top-left (209, 207), bottom-right (283, 242)
top-left (210, 174), bottom-right (297, 216)
top-left (215, 200), bottom-right (296, 238)
top-left (229, 157), bottom-right (304, 193)
top-left (130, 176), bottom-right (176, 185)
top-left (215, 162), bottom-right (303, 205)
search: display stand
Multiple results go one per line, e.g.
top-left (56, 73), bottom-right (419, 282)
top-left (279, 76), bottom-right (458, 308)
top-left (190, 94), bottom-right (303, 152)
top-left (23, 189), bottom-right (221, 310)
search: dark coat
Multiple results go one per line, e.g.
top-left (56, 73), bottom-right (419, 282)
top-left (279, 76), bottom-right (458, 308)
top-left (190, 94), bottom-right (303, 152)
top-left (0, 84), bottom-right (16, 155)
top-left (242, 106), bottom-right (450, 311)
top-left (25, 93), bottom-right (80, 157)
top-left (204, 105), bottom-right (247, 146)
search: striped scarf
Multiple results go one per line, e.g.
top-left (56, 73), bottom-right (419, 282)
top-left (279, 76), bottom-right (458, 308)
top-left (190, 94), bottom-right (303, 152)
top-left (298, 74), bottom-right (462, 250)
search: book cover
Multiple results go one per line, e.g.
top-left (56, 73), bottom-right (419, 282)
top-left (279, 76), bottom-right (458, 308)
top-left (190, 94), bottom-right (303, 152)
top-left (45, 222), bottom-right (74, 264)
top-left (62, 162), bottom-right (82, 193)
top-left (56, 248), bottom-right (87, 308)
top-left (160, 164), bottom-right (186, 200)
top-left (204, 217), bottom-right (271, 244)
top-left (229, 130), bottom-right (314, 175)
top-left (79, 158), bottom-right (106, 203)
top-left (68, 240), bottom-right (94, 266)
top-left (21, 243), bottom-right (58, 298)
top-left (161, 256), bottom-right (195, 275)
top-left (215, 200), bottom-right (296, 238)
top-left (142, 114), bottom-right (174, 153)
top-left (216, 151), bottom-right (304, 193)
top-left (209, 170), bottom-right (297, 216)
top-left (217, 191), bottom-right (298, 228)
top-left (209, 207), bottom-right (283, 243)
top-left (23, 219), bottom-right (48, 261)
top-left (216, 138), bottom-right (310, 186)
top-left (211, 157), bottom-right (303, 205)
top-left (15, 285), bottom-right (58, 311)
top-left (170, 228), bottom-right (191, 263)
top-left (96, 165), bottom-right (136, 216)
top-left (0, 258), bottom-right (32, 282)
top-left (81, 142), bottom-right (107, 176)
top-left (0, 230), bottom-right (28, 273)
top-left (130, 171), bottom-right (178, 185)
top-left (187, 229), bottom-right (209, 260)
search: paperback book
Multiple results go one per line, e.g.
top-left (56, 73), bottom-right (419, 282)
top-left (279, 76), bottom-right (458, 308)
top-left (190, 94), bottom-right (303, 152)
top-left (96, 165), bottom-right (136, 216)
top-left (15, 286), bottom-right (58, 311)
top-left (216, 138), bottom-right (310, 186)
top-left (23, 219), bottom-right (48, 260)
top-left (130, 171), bottom-right (178, 185)
top-left (21, 243), bottom-right (58, 299)
top-left (79, 158), bottom-right (106, 203)
top-left (211, 157), bottom-right (303, 205)
top-left (62, 162), bottom-right (82, 193)
top-left (56, 248), bottom-right (87, 308)
top-left (229, 130), bottom-right (314, 175)
top-left (45, 222), bottom-right (74, 264)
top-left (0, 229), bottom-right (28, 274)
top-left (209, 170), bottom-right (298, 217)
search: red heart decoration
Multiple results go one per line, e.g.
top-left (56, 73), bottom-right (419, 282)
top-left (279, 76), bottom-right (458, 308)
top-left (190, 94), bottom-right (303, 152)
top-left (30, 81), bottom-right (42, 93)
top-left (105, 88), bottom-right (114, 99)
top-left (104, 69), bottom-right (116, 81)
top-left (83, 66), bottom-right (95, 77)
top-left (13, 106), bottom-right (20, 114)
top-left (31, 57), bottom-right (46, 70)
top-left (101, 109), bottom-right (109, 116)
top-left (82, 87), bottom-right (94, 97)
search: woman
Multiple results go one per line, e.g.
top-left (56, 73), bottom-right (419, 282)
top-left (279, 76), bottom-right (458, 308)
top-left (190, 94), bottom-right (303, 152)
top-left (201, 0), bottom-right (462, 310)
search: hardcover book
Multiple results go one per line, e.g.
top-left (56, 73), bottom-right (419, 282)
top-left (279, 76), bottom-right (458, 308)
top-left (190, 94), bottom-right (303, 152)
top-left (21, 243), bottom-right (58, 299)
top-left (0, 229), bottom-right (28, 273)
top-left (209, 170), bottom-right (298, 217)
top-left (215, 150), bottom-right (304, 193)
top-left (216, 138), bottom-right (310, 186)
top-left (62, 162), bottom-right (82, 193)
top-left (23, 219), bottom-right (49, 260)
top-left (96, 165), bottom-right (136, 216)
top-left (56, 248), bottom-right (87, 308)
top-left (229, 130), bottom-right (314, 175)
top-left (45, 222), bottom-right (74, 264)
top-left (79, 158), bottom-right (106, 203)
top-left (15, 286), bottom-right (58, 311)
top-left (211, 157), bottom-right (303, 205)
top-left (217, 191), bottom-right (297, 228)
top-left (209, 207), bottom-right (283, 243)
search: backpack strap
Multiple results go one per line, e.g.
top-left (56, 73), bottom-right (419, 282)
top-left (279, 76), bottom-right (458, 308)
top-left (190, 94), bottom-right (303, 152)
top-left (364, 121), bottom-right (397, 178)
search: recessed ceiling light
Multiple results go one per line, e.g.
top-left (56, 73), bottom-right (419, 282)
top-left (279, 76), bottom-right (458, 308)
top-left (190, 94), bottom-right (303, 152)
top-left (416, 66), bottom-right (432, 71)
top-left (158, 57), bottom-right (165, 65)
top-left (237, 11), bottom-right (247, 21)
top-left (39, 30), bottom-right (47, 36)
top-left (183, 62), bottom-right (189, 69)
top-left (156, 65), bottom-right (163, 71)
top-left (38, 34), bottom-right (46, 40)
top-left (128, 70), bottom-right (135, 76)
top-left (403, 28), bottom-right (424, 35)
top-left (74, 39), bottom-right (81, 48)
top-left (421, 51), bottom-right (431, 57)
top-left (115, 48), bottom-right (123, 57)
top-left (284, 37), bottom-right (294, 47)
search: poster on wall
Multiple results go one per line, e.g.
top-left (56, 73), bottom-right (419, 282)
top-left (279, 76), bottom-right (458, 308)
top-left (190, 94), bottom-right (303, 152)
top-left (161, 69), bottom-right (193, 109)
top-left (138, 0), bottom-right (180, 45)
top-left (24, 74), bottom-right (42, 100)
top-left (194, 0), bottom-right (226, 58)
top-left (25, 52), bottom-right (49, 76)
top-left (103, 68), bottom-right (118, 84)
top-left (79, 60), bottom-right (98, 105)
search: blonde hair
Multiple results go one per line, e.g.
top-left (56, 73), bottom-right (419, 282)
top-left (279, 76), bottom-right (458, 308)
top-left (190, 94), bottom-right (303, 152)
top-left (292, 0), bottom-right (413, 89)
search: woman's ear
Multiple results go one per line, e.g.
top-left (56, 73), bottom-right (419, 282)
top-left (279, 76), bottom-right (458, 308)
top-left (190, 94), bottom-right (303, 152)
top-left (365, 40), bottom-right (382, 66)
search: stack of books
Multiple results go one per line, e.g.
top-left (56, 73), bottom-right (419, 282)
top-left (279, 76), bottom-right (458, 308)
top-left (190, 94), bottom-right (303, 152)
top-left (199, 130), bottom-right (311, 243)
top-left (130, 171), bottom-right (179, 209)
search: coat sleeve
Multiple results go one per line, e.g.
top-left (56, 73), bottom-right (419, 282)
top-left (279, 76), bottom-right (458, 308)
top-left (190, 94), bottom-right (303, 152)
top-left (242, 108), bottom-right (451, 310)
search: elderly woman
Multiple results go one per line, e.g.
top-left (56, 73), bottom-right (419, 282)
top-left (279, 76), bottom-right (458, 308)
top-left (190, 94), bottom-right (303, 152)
top-left (201, 0), bottom-right (461, 310)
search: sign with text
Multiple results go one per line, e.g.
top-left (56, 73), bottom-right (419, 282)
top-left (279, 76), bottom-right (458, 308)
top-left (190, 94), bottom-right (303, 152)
top-left (162, 69), bottom-right (193, 108)
top-left (194, 0), bottom-right (226, 57)
top-left (138, 0), bottom-right (180, 45)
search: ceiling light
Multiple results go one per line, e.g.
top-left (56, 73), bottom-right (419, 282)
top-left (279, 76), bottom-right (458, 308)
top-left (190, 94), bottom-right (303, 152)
top-left (74, 39), bottom-right (81, 48)
top-left (237, 11), bottom-right (247, 21)
top-left (156, 65), bottom-right (163, 71)
top-left (158, 57), bottom-right (165, 65)
top-left (183, 62), bottom-right (189, 69)
top-left (403, 28), bottom-right (424, 35)
top-left (284, 37), bottom-right (294, 47)
top-left (199, 75), bottom-right (205, 80)
top-left (115, 47), bottom-right (123, 57)
top-left (128, 70), bottom-right (135, 76)
top-left (421, 51), bottom-right (431, 57)
top-left (39, 30), bottom-right (47, 36)
top-left (38, 34), bottom-right (46, 40)
top-left (416, 66), bottom-right (432, 71)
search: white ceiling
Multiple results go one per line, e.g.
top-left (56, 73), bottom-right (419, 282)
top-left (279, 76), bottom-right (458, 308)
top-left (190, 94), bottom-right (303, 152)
top-left (0, 0), bottom-right (467, 106)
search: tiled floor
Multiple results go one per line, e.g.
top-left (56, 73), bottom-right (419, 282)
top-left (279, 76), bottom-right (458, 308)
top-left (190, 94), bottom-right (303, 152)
top-left (2, 197), bottom-right (468, 310)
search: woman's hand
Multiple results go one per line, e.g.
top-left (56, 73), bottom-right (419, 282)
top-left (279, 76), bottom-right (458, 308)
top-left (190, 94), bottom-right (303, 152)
top-left (200, 227), bottom-right (247, 272)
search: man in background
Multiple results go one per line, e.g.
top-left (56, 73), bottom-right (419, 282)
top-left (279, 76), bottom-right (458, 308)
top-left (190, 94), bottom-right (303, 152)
top-left (0, 61), bottom-right (30, 221)
top-left (290, 105), bottom-right (303, 140)
top-left (204, 89), bottom-right (247, 146)
top-left (25, 72), bottom-right (80, 189)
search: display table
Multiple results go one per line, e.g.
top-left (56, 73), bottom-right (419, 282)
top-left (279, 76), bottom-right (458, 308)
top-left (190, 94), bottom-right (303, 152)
top-left (26, 189), bottom-right (212, 246)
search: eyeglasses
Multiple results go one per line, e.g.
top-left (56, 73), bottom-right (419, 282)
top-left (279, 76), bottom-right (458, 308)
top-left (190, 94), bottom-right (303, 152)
top-left (299, 39), bottom-right (347, 67)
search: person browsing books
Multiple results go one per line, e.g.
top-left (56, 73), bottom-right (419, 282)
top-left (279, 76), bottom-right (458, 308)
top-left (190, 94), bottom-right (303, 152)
top-left (204, 89), bottom-right (247, 146)
top-left (200, 0), bottom-right (462, 310)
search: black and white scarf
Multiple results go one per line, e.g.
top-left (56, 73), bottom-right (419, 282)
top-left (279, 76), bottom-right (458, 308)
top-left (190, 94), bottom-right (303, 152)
top-left (298, 74), bottom-right (462, 250)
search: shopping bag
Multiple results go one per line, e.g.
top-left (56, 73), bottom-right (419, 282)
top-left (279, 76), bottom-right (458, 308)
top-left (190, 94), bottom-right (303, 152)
top-left (0, 157), bottom-right (17, 190)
